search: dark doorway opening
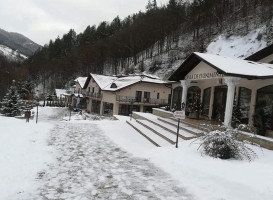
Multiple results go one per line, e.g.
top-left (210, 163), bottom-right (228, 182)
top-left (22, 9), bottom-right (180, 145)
top-left (118, 104), bottom-right (140, 116)
top-left (212, 86), bottom-right (227, 121)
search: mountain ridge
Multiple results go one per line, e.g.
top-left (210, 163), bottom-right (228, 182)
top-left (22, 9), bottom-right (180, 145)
top-left (0, 28), bottom-right (41, 57)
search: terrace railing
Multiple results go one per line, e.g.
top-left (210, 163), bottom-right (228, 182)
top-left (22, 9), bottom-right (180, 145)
top-left (116, 95), bottom-right (168, 105)
top-left (85, 92), bottom-right (103, 99)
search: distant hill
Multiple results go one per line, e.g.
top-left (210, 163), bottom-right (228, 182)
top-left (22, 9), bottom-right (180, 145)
top-left (0, 44), bottom-right (28, 61)
top-left (0, 28), bottom-right (41, 57)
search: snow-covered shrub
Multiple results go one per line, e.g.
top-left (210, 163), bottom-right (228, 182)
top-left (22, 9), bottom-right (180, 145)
top-left (196, 125), bottom-right (257, 161)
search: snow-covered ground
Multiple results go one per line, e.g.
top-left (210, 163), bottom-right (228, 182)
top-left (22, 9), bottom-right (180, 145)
top-left (0, 111), bottom-right (54, 199)
top-left (1, 107), bottom-right (273, 200)
top-left (99, 119), bottom-right (273, 200)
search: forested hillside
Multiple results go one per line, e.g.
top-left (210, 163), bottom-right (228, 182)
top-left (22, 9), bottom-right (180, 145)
top-left (0, 28), bottom-right (40, 56)
top-left (0, 54), bottom-right (23, 98)
top-left (9, 0), bottom-right (273, 95)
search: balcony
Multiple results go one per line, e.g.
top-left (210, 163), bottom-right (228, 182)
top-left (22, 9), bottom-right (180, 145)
top-left (84, 92), bottom-right (103, 99)
top-left (116, 95), bottom-right (168, 105)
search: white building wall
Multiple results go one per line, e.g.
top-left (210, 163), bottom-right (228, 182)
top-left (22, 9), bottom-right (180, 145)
top-left (172, 61), bottom-right (273, 126)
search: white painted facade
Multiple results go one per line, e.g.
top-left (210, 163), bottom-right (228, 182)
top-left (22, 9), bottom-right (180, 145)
top-left (170, 52), bottom-right (273, 137)
top-left (83, 74), bottom-right (172, 116)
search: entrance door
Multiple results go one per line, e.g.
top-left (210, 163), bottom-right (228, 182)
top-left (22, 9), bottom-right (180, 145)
top-left (212, 86), bottom-right (227, 121)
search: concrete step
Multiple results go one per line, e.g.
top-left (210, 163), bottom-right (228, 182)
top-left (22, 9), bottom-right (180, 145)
top-left (126, 120), bottom-right (171, 147)
top-left (144, 118), bottom-right (196, 140)
top-left (169, 117), bottom-right (210, 132)
top-left (136, 119), bottom-right (176, 144)
top-left (132, 112), bottom-right (197, 140)
top-left (158, 117), bottom-right (203, 137)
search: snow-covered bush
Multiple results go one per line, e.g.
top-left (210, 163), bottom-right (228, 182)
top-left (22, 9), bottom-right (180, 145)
top-left (196, 125), bottom-right (257, 161)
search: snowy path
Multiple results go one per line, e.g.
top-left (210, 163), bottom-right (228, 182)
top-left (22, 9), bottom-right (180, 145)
top-left (26, 108), bottom-right (193, 200)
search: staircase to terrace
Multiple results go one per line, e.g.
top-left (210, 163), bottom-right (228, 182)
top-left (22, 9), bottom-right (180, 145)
top-left (126, 112), bottom-right (205, 147)
top-left (126, 109), bottom-right (273, 150)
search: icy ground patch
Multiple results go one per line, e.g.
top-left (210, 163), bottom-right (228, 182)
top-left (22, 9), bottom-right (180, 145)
top-left (28, 122), bottom-right (192, 200)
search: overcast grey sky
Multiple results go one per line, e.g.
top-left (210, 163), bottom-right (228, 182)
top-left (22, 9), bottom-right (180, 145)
top-left (0, 0), bottom-right (169, 45)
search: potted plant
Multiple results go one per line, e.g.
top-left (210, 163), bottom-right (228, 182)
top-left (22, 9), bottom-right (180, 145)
top-left (253, 100), bottom-right (271, 136)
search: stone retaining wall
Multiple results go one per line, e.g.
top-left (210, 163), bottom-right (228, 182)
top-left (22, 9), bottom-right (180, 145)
top-left (152, 108), bottom-right (173, 118)
top-left (238, 133), bottom-right (273, 150)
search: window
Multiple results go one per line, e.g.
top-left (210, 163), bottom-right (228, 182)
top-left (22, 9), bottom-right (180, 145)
top-left (172, 86), bottom-right (182, 110)
top-left (168, 94), bottom-right (171, 104)
top-left (143, 106), bottom-right (153, 113)
top-left (238, 87), bottom-right (251, 124)
top-left (157, 93), bottom-right (160, 99)
top-left (88, 87), bottom-right (90, 92)
top-left (144, 92), bottom-right (150, 103)
top-left (92, 87), bottom-right (95, 93)
top-left (135, 91), bottom-right (142, 102)
top-left (256, 85), bottom-right (273, 130)
top-left (187, 86), bottom-right (201, 113)
top-left (110, 83), bottom-right (117, 88)
top-left (91, 100), bottom-right (101, 114)
top-left (103, 102), bottom-right (113, 116)
top-left (118, 104), bottom-right (140, 116)
top-left (202, 87), bottom-right (211, 115)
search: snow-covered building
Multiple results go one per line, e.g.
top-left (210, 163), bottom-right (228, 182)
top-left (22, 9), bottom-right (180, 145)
top-left (63, 77), bottom-right (87, 108)
top-left (169, 51), bottom-right (273, 138)
top-left (245, 43), bottom-right (273, 63)
top-left (74, 77), bottom-right (87, 94)
top-left (55, 89), bottom-right (69, 100)
top-left (82, 74), bottom-right (172, 116)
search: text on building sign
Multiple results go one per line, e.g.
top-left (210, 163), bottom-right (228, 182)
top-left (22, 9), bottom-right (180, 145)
top-left (185, 71), bottom-right (223, 80)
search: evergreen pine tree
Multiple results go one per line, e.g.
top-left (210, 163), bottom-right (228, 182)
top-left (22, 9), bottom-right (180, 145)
top-left (1, 85), bottom-right (21, 117)
top-left (146, 0), bottom-right (152, 11)
top-left (152, 0), bottom-right (157, 9)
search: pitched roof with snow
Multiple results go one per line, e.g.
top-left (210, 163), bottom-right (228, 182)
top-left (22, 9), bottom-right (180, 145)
top-left (84, 73), bottom-right (171, 91)
top-left (74, 77), bottom-right (87, 88)
top-left (169, 52), bottom-right (273, 81)
top-left (245, 43), bottom-right (273, 62)
top-left (91, 74), bottom-right (118, 89)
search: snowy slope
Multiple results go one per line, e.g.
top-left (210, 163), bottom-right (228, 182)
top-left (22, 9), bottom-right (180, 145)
top-left (111, 20), bottom-right (272, 79)
top-left (133, 26), bottom-right (269, 79)
top-left (206, 26), bottom-right (267, 59)
top-left (0, 44), bottom-right (28, 61)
